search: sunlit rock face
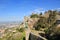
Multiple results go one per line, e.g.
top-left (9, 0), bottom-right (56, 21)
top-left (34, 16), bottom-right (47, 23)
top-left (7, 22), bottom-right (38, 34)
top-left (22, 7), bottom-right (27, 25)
top-left (27, 18), bottom-right (39, 29)
top-left (24, 16), bottom-right (39, 29)
top-left (43, 12), bottom-right (49, 18)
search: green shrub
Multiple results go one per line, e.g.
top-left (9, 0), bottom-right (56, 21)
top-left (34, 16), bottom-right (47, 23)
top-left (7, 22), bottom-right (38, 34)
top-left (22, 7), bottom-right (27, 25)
top-left (16, 27), bottom-right (25, 32)
top-left (30, 14), bottom-right (39, 18)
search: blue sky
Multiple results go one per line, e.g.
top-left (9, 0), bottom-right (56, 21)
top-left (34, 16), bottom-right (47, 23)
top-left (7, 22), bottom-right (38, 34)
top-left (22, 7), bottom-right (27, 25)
top-left (0, 0), bottom-right (60, 22)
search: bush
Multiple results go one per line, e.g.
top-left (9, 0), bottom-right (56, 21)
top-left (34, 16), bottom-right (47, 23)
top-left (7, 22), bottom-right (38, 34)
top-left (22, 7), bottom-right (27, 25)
top-left (30, 14), bottom-right (39, 18)
top-left (16, 27), bottom-right (25, 32)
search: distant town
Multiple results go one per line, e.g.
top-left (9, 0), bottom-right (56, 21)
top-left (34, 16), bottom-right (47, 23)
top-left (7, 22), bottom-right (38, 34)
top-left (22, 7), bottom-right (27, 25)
top-left (0, 21), bottom-right (21, 37)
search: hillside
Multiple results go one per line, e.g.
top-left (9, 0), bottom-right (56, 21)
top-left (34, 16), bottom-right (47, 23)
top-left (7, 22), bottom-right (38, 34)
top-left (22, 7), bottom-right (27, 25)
top-left (0, 10), bottom-right (60, 40)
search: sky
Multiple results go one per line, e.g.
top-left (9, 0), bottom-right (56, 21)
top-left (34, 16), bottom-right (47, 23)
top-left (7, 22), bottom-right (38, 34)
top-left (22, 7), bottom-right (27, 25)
top-left (0, 0), bottom-right (60, 22)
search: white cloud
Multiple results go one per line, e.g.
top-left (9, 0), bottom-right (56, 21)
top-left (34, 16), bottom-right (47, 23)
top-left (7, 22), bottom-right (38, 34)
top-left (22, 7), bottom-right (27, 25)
top-left (33, 8), bottom-right (45, 13)
top-left (57, 8), bottom-right (60, 11)
top-left (52, 8), bottom-right (60, 11)
top-left (57, 8), bottom-right (60, 9)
